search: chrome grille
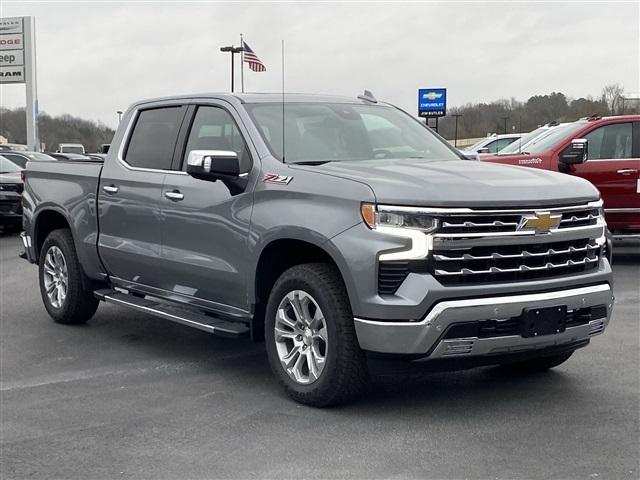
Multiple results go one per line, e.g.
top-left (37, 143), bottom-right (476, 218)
top-left (429, 202), bottom-right (604, 285)
top-left (0, 183), bottom-right (22, 193)
top-left (436, 203), bottom-right (601, 236)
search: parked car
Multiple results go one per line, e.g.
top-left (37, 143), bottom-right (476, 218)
top-left (46, 152), bottom-right (98, 162)
top-left (56, 143), bottom-right (85, 154)
top-left (496, 121), bottom-right (564, 156)
top-left (0, 144), bottom-right (28, 152)
top-left (0, 150), bottom-right (57, 169)
top-left (482, 115), bottom-right (639, 239)
top-left (22, 93), bottom-right (614, 406)
top-left (0, 155), bottom-right (24, 228)
top-left (460, 133), bottom-right (522, 156)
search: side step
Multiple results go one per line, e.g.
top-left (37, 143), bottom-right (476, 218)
top-left (94, 289), bottom-right (249, 338)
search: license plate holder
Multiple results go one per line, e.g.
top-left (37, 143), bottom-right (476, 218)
top-left (519, 305), bottom-right (567, 338)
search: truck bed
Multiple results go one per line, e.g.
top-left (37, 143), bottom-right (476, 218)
top-left (23, 159), bottom-right (105, 278)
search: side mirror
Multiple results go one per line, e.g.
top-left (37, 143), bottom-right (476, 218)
top-left (187, 150), bottom-right (241, 181)
top-left (559, 138), bottom-right (588, 165)
top-left (477, 147), bottom-right (490, 154)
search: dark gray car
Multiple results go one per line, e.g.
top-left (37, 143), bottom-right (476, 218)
top-left (21, 93), bottom-right (614, 406)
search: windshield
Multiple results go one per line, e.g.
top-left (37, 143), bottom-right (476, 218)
top-left (499, 126), bottom-right (549, 154)
top-left (520, 123), bottom-right (586, 154)
top-left (245, 103), bottom-right (460, 163)
top-left (0, 155), bottom-right (22, 173)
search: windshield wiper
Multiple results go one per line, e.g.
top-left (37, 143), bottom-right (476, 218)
top-left (291, 160), bottom-right (334, 166)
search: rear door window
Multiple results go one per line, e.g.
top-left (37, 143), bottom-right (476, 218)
top-left (125, 107), bottom-right (185, 170)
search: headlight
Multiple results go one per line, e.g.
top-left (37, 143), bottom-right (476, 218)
top-left (361, 203), bottom-right (438, 261)
top-left (361, 204), bottom-right (439, 232)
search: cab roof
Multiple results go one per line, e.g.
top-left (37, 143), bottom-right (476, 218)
top-left (132, 92), bottom-right (381, 108)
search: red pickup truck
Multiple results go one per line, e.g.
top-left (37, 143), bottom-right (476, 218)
top-left (482, 115), bottom-right (640, 239)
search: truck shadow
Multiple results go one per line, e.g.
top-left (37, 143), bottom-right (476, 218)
top-left (89, 304), bottom-right (583, 413)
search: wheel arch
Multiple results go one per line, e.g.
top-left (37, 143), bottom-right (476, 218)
top-left (250, 231), bottom-right (355, 341)
top-left (33, 207), bottom-right (73, 261)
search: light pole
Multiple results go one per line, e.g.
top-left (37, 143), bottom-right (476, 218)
top-left (452, 114), bottom-right (462, 147)
top-left (116, 111), bottom-right (123, 123)
top-left (500, 116), bottom-right (509, 134)
top-left (220, 45), bottom-right (243, 92)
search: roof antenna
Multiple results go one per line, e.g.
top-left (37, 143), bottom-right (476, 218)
top-left (358, 90), bottom-right (377, 103)
top-left (281, 39), bottom-right (286, 163)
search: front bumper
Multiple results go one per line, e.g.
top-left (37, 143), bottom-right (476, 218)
top-left (354, 283), bottom-right (613, 357)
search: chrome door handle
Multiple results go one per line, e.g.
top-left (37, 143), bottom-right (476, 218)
top-left (164, 190), bottom-right (184, 201)
top-left (617, 169), bottom-right (638, 175)
top-left (102, 185), bottom-right (119, 194)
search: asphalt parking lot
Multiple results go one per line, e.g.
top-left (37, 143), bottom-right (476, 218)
top-left (1, 231), bottom-right (638, 480)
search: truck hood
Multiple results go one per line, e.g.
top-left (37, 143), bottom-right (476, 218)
top-left (295, 159), bottom-right (599, 207)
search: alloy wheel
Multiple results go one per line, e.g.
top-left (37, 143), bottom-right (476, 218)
top-left (43, 246), bottom-right (68, 309)
top-left (274, 290), bottom-right (328, 385)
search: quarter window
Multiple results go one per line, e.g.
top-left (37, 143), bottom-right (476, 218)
top-left (125, 107), bottom-right (184, 170)
top-left (183, 106), bottom-right (251, 172)
top-left (584, 123), bottom-right (633, 160)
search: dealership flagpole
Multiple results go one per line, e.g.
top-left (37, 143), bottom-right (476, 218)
top-left (240, 33), bottom-right (244, 93)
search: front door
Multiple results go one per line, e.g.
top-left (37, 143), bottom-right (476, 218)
top-left (98, 105), bottom-right (187, 285)
top-left (571, 121), bottom-right (640, 232)
top-left (158, 103), bottom-right (258, 315)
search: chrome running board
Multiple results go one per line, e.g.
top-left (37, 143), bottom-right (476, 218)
top-left (94, 289), bottom-right (249, 338)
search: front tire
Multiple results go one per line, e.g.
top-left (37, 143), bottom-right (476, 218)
top-left (265, 263), bottom-right (369, 407)
top-left (38, 229), bottom-right (99, 325)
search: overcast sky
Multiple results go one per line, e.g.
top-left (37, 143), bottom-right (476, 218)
top-left (1, 1), bottom-right (638, 128)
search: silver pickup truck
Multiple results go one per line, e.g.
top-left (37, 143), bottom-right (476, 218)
top-left (21, 93), bottom-right (614, 406)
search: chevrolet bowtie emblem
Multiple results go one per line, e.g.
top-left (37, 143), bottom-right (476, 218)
top-left (518, 212), bottom-right (562, 233)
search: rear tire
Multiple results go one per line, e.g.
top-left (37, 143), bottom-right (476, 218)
top-left (38, 229), bottom-right (99, 325)
top-left (500, 351), bottom-right (574, 372)
top-left (265, 263), bottom-right (369, 407)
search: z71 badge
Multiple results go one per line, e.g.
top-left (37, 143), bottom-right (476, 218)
top-left (263, 174), bottom-right (293, 185)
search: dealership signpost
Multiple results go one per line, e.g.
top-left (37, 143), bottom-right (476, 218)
top-left (0, 16), bottom-right (39, 151)
top-left (418, 88), bottom-right (446, 133)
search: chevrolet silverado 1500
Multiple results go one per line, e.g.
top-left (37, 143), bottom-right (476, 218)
top-left (22, 93), bottom-right (615, 406)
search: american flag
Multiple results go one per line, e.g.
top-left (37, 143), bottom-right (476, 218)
top-left (242, 41), bottom-right (266, 72)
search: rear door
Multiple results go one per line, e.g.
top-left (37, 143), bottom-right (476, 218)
top-left (98, 105), bottom-right (188, 285)
top-left (156, 102), bottom-right (257, 315)
top-left (571, 121), bottom-right (640, 232)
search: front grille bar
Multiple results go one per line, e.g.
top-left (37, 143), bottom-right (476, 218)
top-left (434, 242), bottom-right (599, 262)
top-left (435, 256), bottom-right (598, 276)
top-left (442, 220), bottom-right (519, 228)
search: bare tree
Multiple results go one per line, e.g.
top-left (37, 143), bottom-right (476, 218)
top-left (601, 83), bottom-right (624, 114)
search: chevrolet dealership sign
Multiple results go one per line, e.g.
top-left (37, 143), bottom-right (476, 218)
top-left (418, 88), bottom-right (447, 118)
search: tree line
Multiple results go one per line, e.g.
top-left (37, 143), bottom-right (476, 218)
top-left (0, 108), bottom-right (115, 153)
top-left (436, 83), bottom-right (631, 141)
top-left (0, 83), bottom-right (632, 150)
